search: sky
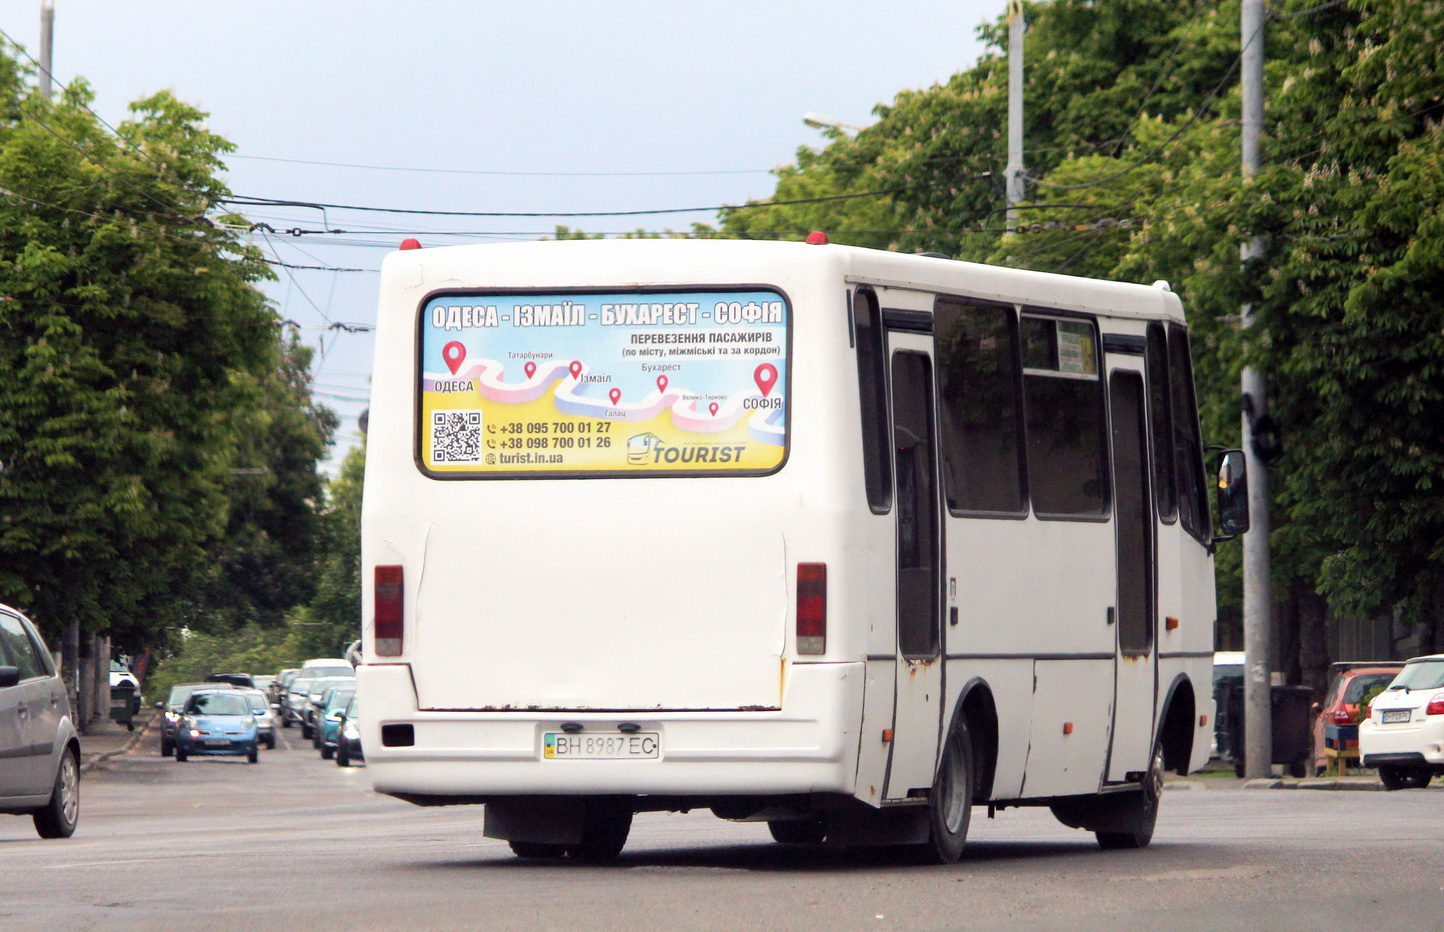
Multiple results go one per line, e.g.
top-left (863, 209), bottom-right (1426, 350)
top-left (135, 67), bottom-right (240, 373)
top-left (5, 1), bottom-right (1004, 474)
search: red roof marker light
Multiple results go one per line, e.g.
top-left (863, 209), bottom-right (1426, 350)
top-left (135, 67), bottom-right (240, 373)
top-left (806, 231), bottom-right (830, 245)
top-left (399, 238), bottom-right (423, 251)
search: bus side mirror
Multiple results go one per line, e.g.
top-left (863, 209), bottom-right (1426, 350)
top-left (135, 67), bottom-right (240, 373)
top-left (1213, 449), bottom-right (1250, 542)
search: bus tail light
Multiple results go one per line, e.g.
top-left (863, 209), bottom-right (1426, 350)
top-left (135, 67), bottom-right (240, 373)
top-left (796, 563), bottom-right (827, 655)
top-left (1426, 693), bottom-right (1444, 716)
top-left (375, 565), bottom-right (404, 656)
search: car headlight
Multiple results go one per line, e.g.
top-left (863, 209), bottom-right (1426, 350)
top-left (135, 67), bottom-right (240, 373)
top-left (188, 728), bottom-right (202, 737)
top-left (342, 721), bottom-right (359, 738)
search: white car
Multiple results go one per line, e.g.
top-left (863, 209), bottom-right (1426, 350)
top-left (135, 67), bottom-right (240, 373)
top-left (1358, 654), bottom-right (1444, 789)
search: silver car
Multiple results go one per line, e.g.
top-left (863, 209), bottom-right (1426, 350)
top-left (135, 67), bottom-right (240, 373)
top-left (0, 603), bottom-right (80, 838)
top-left (238, 688), bottom-right (278, 749)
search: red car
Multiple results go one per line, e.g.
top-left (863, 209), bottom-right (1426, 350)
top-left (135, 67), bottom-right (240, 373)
top-left (1313, 662), bottom-right (1404, 774)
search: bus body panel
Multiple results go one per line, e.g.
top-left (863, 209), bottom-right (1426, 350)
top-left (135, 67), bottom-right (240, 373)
top-left (361, 239), bottom-right (1216, 821)
top-left (359, 661), bottom-right (864, 796)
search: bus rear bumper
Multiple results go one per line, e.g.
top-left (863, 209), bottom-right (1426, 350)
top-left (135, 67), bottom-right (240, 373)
top-left (357, 662), bottom-right (865, 799)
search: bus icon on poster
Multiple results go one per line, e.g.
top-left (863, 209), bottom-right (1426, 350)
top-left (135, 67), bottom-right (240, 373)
top-left (627, 432), bottom-right (663, 465)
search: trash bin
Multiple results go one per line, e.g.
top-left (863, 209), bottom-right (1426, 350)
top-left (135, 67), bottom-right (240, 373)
top-left (109, 682), bottom-right (136, 731)
top-left (1227, 683), bottom-right (1314, 778)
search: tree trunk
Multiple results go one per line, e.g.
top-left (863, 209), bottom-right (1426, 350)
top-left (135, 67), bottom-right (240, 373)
top-left (94, 636), bottom-right (111, 728)
top-left (77, 634), bottom-right (93, 735)
top-left (1298, 584), bottom-right (1331, 700)
top-left (1277, 582), bottom-right (1301, 686)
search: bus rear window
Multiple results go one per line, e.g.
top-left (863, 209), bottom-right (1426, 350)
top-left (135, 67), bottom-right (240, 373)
top-left (418, 289), bottom-right (789, 478)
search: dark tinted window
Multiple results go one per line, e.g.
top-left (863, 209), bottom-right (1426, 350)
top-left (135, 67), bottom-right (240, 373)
top-left (1145, 322), bottom-right (1177, 522)
top-left (1022, 316), bottom-right (1109, 518)
top-left (853, 290), bottom-right (892, 513)
top-left (0, 612), bottom-right (44, 680)
top-left (892, 351), bottom-right (939, 658)
top-left (1110, 371), bottom-right (1153, 654)
top-left (1167, 324), bottom-right (1209, 540)
top-left (935, 298), bottom-right (1026, 515)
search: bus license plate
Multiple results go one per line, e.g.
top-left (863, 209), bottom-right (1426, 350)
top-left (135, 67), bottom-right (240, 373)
top-left (1382, 710), bottom-right (1411, 724)
top-left (543, 732), bottom-right (660, 760)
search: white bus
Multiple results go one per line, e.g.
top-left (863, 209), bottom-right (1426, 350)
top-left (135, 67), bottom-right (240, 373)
top-left (358, 237), bottom-right (1248, 862)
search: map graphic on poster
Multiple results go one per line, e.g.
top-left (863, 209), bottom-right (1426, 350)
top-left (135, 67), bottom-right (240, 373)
top-left (419, 290), bottom-right (789, 476)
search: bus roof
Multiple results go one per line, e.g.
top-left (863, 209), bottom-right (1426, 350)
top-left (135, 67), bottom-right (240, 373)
top-left (379, 238), bottom-right (1184, 325)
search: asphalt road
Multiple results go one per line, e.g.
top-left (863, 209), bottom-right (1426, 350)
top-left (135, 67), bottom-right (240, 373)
top-left (3, 725), bottom-right (1441, 932)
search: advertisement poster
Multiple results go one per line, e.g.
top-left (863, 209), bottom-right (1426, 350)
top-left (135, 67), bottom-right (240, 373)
top-left (419, 290), bottom-right (789, 476)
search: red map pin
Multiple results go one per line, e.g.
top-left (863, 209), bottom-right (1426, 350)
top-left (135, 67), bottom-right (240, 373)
top-left (656, 375), bottom-right (669, 393)
top-left (524, 361), bottom-right (537, 379)
top-left (608, 388), bottom-right (622, 405)
top-left (753, 363), bottom-right (778, 397)
top-left (709, 402), bottom-right (719, 416)
top-left (569, 360), bottom-right (583, 378)
top-left (443, 342), bottom-right (466, 375)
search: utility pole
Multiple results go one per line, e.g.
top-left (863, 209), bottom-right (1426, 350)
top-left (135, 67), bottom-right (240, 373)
top-left (1240, 0), bottom-right (1273, 779)
top-left (38, 0), bottom-right (55, 100)
top-left (1005, 0), bottom-right (1025, 232)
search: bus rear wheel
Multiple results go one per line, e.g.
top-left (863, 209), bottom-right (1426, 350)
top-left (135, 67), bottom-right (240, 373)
top-left (768, 815), bottom-right (828, 845)
top-left (509, 840), bottom-right (568, 858)
top-left (569, 798), bottom-right (633, 863)
top-left (1096, 744), bottom-right (1163, 849)
top-left (926, 718), bottom-right (975, 863)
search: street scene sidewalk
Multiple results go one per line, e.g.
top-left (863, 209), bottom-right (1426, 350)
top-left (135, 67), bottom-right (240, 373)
top-left (79, 710), bottom-right (159, 773)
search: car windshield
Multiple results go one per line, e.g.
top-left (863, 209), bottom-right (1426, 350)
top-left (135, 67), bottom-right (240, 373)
top-left (307, 665), bottom-right (352, 679)
top-left (243, 693), bottom-right (268, 713)
top-left (188, 693), bottom-right (251, 716)
top-left (290, 678), bottom-right (314, 694)
top-left (1392, 660), bottom-right (1444, 691)
top-left (344, 696), bottom-right (359, 717)
top-left (327, 689), bottom-right (356, 712)
top-left (1343, 673), bottom-right (1399, 704)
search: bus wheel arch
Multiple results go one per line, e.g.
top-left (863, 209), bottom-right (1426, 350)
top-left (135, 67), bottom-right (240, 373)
top-left (1158, 674), bottom-right (1197, 776)
top-left (953, 679), bottom-right (999, 803)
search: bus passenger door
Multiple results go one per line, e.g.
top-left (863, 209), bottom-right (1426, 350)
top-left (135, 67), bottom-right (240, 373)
top-left (883, 334), bottom-right (944, 800)
top-left (1105, 361), bottom-right (1158, 782)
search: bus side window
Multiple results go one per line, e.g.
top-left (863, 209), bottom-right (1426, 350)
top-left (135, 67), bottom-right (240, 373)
top-left (1146, 322), bottom-right (1178, 523)
top-left (1021, 315), bottom-right (1109, 519)
top-left (935, 298), bottom-right (1027, 516)
top-left (1166, 323), bottom-right (1210, 542)
top-left (853, 289), bottom-right (892, 513)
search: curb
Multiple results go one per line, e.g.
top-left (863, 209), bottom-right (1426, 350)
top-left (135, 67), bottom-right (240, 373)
top-left (80, 710), bottom-right (160, 774)
top-left (1242, 777), bottom-right (1384, 791)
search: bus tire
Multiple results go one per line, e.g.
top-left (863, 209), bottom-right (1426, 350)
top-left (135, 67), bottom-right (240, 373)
top-left (768, 815), bottom-right (828, 845)
top-left (509, 840), bottom-right (568, 859)
top-left (926, 718), bottom-right (974, 863)
top-left (569, 798), bottom-right (633, 863)
top-left (1096, 743), bottom-right (1163, 850)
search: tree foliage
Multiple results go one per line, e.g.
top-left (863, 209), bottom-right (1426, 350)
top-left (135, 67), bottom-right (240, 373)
top-left (720, 0), bottom-right (1444, 644)
top-left (0, 44), bottom-right (333, 651)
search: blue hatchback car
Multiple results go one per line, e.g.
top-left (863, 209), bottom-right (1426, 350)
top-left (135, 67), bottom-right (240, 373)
top-left (175, 690), bottom-right (260, 763)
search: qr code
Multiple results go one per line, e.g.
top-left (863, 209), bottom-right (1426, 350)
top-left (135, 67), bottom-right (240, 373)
top-left (431, 410), bottom-right (483, 463)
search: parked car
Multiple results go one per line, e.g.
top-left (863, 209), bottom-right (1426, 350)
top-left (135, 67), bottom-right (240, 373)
top-left (1211, 651), bottom-right (1245, 758)
top-left (239, 688), bottom-right (278, 749)
top-left (159, 682), bottom-right (236, 757)
top-left (1360, 654), bottom-right (1444, 789)
top-left (206, 673), bottom-right (255, 688)
top-left (109, 660), bottom-right (139, 690)
top-left (271, 668), bottom-right (300, 708)
top-left (301, 676), bottom-right (355, 740)
top-left (336, 694), bottom-right (362, 768)
top-left (316, 686), bottom-right (356, 759)
top-left (0, 603), bottom-right (80, 838)
top-left (1311, 662), bottom-right (1404, 775)
top-left (174, 689), bottom-right (260, 764)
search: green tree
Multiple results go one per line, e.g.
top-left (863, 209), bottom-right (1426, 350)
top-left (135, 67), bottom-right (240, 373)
top-left (0, 48), bottom-right (328, 655)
